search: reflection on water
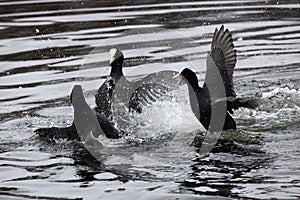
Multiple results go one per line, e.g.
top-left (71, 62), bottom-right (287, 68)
top-left (0, 0), bottom-right (299, 199)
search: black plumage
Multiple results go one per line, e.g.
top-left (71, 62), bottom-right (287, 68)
top-left (176, 25), bottom-right (261, 131)
top-left (95, 48), bottom-right (169, 120)
top-left (35, 85), bottom-right (121, 141)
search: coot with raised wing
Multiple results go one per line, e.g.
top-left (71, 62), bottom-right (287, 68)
top-left (35, 85), bottom-right (121, 141)
top-left (174, 25), bottom-right (261, 131)
top-left (95, 48), bottom-right (170, 120)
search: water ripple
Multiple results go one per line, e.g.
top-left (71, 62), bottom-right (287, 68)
top-left (0, 0), bottom-right (299, 199)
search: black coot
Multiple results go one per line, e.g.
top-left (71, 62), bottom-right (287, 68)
top-left (35, 85), bottom-right (121, 141)
top-left (95, 48), bottom-right (169, 120)
top-left (175, 25), bottom-right (261, 131)
top-left (71, 85), bottom-right (121, 140)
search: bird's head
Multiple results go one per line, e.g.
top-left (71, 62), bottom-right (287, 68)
top-left (109, 48), bottom-right (124, 68)
top-left (173, 68), bottom-right (199, 88)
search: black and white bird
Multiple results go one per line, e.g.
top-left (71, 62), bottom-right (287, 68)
top-left (174, 25), bottom-right (261, 131)
top-left (95, 48), bottom-right (171, 120)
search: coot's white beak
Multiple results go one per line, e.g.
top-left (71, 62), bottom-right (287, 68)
top-left (173, 73), bottom-right (182, 86)
top-left (109, 48), bottom-right (117, 65)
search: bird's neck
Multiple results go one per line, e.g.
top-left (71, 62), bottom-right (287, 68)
top-left (187, 81), bottom-right (200, 94)
top-left (110, 65), bottom-right (124, 80)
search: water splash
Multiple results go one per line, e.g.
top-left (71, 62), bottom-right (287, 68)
top-left (236, 85), bottom-right (300, 131)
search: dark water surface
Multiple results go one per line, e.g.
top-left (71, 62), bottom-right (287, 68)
top-left (0, 0), bottom-right (299, 199)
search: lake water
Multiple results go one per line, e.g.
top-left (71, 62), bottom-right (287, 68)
top-left (0, 0), bottom-right (299, 199)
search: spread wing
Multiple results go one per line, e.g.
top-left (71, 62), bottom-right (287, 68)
top-left (204, 25), bottom-right (237, 99)
top-left (204, 26), bottom-right (262, 112)
top-left (129, 82), bottom-right (170, 113)
top-left (129, 70), bottom-right (175, 113)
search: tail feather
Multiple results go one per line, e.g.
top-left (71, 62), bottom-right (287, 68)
top-left (228, 97), bottom-right (262, 112)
